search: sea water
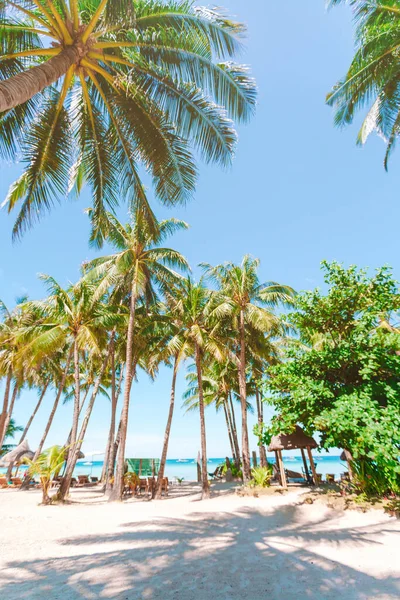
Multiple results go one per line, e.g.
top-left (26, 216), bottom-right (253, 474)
top-left (1, 454), bottom-right (346, 481)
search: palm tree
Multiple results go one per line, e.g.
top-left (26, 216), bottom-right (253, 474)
top-left (0, 1), bottom-right (256, 239)
top-left (25, 445), bottom-right (67, 504)
top-left (83, 210), bottom-right (189, 501)
top-left (146, 300), bottom-right (191, 499)
top-left (326, 1), bottom-right (400, 167)
top-left (182, 359), bottom-right (244, 466)
top-left (203, 256), bottom-right (295, 480)
top-left (21, 278), bottom-right (108, 493)
top-left (166, 277), bottom-right (224, 499)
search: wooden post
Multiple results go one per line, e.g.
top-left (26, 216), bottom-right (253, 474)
top-left (306, 446), bottom-right (318, 486)
top-left (274, 451), bottom-right (280, 484)
top-left (300, 448), bottom-right (310, 483)
top-left (278, 450), bottom-right (287, 488)
top-left (252, 451), bottom-right (257, 468)
top-left (197, 451), bottom-right (201, 483)
top-left (225, 457), bottom-right (231, 470)
top-left (152, 458), bottom-right (155, 477)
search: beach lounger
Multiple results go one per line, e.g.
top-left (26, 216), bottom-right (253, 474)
top-left (90, 476), bottom-right (99, 483)
top-left (0, 476), bottom-right (10, 488)
top-left (76, 475), bottom-right (95, 487)
top-left (208, 466), bottom-right (223, 480)
top-left (10, 477), bottom-right (24, 488)
top-left (326, 473), bottom-right (336, 483)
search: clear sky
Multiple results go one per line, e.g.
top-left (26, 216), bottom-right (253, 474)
top-left (1, 1), bottom-right (400, 459)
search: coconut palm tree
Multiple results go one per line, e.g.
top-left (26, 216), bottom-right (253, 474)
top-left (165, 277), bottom-right (224, 499)
top-left (0, 417), bottom-right (23, 456)
top-left (83, 210), bottom-right (189, 500)
top-left (326, 1), bottom-right (400, 167)
top-left (145, 300), bottom-right (192, 499)
top-left (25, 445), bottom-right (67, 504)
top-left (203, 256), bottom-right (296, 480)
top-left (0, 0), bottom-right (256, 239)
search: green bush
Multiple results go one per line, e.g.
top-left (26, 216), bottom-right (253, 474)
top-left (249, 466), bottom-right (272, 488)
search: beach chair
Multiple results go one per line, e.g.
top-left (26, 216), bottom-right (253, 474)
top-left (77, 475), bottom-right (91, 487)
top-left (326, 473), bottom-right (336, 483)
top-left (159, 477), bottom-right (169, 496)
top-left (90, 476), bottom-right (99, 484)
top-left (10, 477), bottom-right (24, 487)
top-left (0, 476), bottom-right (10, 488)
top-left (285, 468), bottom-right (306, 481)
top-left (147, 477), bottom-right (156, 495)
top-left (208, 466), bottom-right (223, 480)
top-left (138, 478), bottom-right (148, 495)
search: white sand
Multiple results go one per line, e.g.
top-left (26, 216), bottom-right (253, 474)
top-left (0, 483), bottom-right (399, 600)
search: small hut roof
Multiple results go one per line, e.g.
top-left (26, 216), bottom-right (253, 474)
top-left (267, 426), bottom-right (317, 452)
top-left (0, 439), bottom-right (33, 467)
top-left (340, 450), bottom-right (353, 462)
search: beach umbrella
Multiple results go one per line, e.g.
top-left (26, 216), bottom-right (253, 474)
top-left (0, 439), bottom-right (34, 468)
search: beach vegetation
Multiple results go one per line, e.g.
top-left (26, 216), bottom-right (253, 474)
top-left (249, 465), bottom-right (272, 488)
top-left (263, 261), bottom-right (400, 497)
top-left (0, 0), bottom-right (255, 240)
top-left (327, 0), bottom-right (400, 167)
top-left (25, 445), bottom-right (68, 504)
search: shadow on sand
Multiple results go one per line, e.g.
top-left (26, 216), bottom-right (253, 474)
top-left (1, 502), bottom-right (399, 599)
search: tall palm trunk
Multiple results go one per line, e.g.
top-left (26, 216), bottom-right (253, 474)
top-left (19, 383), bottom-right (49, 444)
top-left (0, 371), bottom-right (12, 449)
top-left (0, 45), bottom-right (83, 112)
top-left (255, 388), bottom-right (267, 467)
top-left (66, 336), bottom-right (81, 458)
top-left (229, 392), bottom-right (240, 466)
top-left (238, 309), bottom-right (251, 481)
top-left (101, 339), bottom-right (116, 485)
top-left (154, 356), bottom-right (178, 499)
top-left (2, 382), bottom-right (19, 446)
top-left (222, 398), bottom-right (236, 463)
top-left (103, 362), bottom-right (124, 489)
top-left (58, 342), bottom-right (112, 500)
top-left (109, 276), bottom-right (138, 502)
top-left (195, 342), bottom-right (210, 500)
top-left (33, 347), bottom-right (73, 459)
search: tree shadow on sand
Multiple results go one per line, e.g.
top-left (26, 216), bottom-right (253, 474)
top-left (1, 503), bottom-right (399, 599)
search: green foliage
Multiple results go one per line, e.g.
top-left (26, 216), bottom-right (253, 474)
top-left (327, 0), bottom-right (400, 167)
top-left (24, 445), bottom-right (66, 504)
top-left (0, 418), bottom-right (22, 455)
top-left (249, 465), bottom-right (272, 488)
top-left (263, 261), bottom-right (400, 496)
top-left (0, 0), bottom-right (256, 239)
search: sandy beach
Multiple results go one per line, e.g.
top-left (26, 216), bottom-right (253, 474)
top-left (0, 483), bottom-right (399, 600)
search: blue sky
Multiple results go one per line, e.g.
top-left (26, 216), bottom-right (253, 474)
top-left (1, 1), bottom-right (400, 459)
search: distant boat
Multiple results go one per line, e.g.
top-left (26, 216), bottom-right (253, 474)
top-left (176, 459), bottom-right (189, 463)
top-left (82, 461), bottom-right (93, 466)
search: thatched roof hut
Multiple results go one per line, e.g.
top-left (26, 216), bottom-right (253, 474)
top-left (267, 426), bottom-right (317, 452)
top-left (340, 450), bottom-right (353, 462)
top-left (0, 439), bottom-right (34, 468)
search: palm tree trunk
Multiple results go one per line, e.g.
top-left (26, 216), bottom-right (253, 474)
top-left (195, 342), bottom-right (210, 500)
top-left (58, 342), bottom-right (112, 500)
top-left (109, 277), bottom-right (138, 502)
top-left (33, 346), bottom-right (73, 459)
top-left (101, 341), bottom-right (116, 485)
top-left (154, 356), bottom-right (178, 499)
top-left (19, 383), bottom-right (49, 444)
top-left (66, 336), bottom-right (81, 459)
top-left (222, 398), bottom-right (236, 463)
top-left (229, 392), bottom-right (240, 466)
top-left (0, 371), bottom-right (12, 449)
top-left (0, 45), bottom-right (83, 113)
top-left (2, 382), bottom-right (19, 445)
top-left (103, 362), bottom-right (124, 489)
top-left (238, 309), bottom-right (251, 481)
top-left (255, 388), bottom-right (267, 468)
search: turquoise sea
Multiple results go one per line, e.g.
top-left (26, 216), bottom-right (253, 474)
top-left (1, 454), bottom-right (346, 481)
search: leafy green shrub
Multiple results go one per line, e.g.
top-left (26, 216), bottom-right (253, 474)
top-left (249, 466), bottom-right (272, 488)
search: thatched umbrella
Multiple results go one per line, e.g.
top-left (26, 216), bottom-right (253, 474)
top-left (0, 439), bottom-right (35, 479)
top-left (267, 426), bottom-right (318, 488)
